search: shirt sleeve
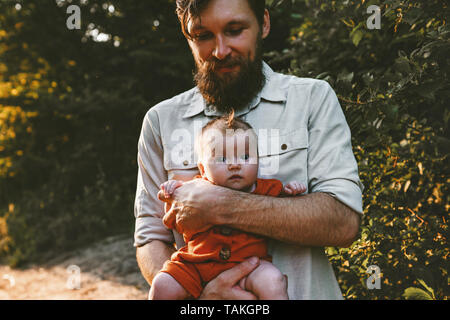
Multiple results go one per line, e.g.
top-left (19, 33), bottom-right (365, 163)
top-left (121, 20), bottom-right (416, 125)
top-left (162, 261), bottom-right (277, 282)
top-left (307, 80), bottom-right (364, 214)
top-left (134, 108), bottom-right (175, 247)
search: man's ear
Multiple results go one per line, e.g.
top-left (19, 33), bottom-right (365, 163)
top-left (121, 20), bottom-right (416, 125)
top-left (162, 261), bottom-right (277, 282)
top-left (261, 9), bottom-right (271, 39)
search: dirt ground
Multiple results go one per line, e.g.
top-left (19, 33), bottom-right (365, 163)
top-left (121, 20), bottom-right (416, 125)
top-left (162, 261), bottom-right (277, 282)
top-left (0, 234), bottom-right (149, 300)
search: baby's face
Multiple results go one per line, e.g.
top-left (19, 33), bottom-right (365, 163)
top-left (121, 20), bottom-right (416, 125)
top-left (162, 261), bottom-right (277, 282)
top-left (199, 130), bottom-right (258, 192)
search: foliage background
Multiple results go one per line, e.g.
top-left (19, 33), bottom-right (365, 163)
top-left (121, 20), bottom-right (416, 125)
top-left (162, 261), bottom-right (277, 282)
top-left (0, 0), bottom-right (448, 299)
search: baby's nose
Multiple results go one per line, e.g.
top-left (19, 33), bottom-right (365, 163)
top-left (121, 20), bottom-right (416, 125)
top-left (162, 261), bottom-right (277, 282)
top-left (228, 162), bottom-right (241, 170)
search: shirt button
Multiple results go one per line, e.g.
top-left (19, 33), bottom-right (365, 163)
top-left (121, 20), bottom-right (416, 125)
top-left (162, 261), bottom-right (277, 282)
top-left (183, 160), bottom-right (189, 166)
top-left (219, 247), bottom-right (231, 260)
top-left (281, 143), bottom-right (287, 150)
top-left (219, 226), bottom-right (232, 236)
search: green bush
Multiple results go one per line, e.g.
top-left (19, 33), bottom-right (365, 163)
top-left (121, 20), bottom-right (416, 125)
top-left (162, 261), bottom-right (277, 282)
top-left (0, 0), bottom-right (193, 266)
top-left (2, 167), bottom-right (133, 267)
top-left (0, 0), bottom-right (448, 300)
top-left (266, 0), bottom-right (448, 299)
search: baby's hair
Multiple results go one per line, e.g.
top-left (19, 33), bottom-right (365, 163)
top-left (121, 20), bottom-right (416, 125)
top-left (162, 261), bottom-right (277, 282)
top-left (203, 109), bottom-right (252, 133)
top-left (195, 110), bottom-right (257, 161)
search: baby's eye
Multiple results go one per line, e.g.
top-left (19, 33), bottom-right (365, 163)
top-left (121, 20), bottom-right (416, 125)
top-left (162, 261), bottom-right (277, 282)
top-left (215, 156), bottom-right (227, 163)
top-left (240, 154), bottom-right (250, 161)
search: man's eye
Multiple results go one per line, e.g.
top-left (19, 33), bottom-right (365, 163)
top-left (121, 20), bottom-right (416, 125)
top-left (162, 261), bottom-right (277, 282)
top-left (194, 32), bottom-right (213, 41)
top-left (227, 28), bottom-right (243, 36)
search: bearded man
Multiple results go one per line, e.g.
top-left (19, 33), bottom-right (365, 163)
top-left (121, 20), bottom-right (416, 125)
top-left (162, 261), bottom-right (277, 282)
top-left (134, 0), bottom-right (364, 300)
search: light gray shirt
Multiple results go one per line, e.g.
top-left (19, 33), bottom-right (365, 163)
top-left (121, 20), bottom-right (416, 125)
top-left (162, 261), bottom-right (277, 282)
top-left (134, 62), bottom-right (364, 300)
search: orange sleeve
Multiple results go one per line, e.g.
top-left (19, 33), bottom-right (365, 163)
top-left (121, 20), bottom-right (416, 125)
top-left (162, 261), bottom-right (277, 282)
top-left (253, 178), bottom-right (283, 196)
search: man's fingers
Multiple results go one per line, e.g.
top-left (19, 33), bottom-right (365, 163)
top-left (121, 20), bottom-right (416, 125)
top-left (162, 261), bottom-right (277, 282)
top-left (162, 205), bottom-right (178, 230)
top-left (162, 210), bottom-right (173, 226)
top-left (284, 274), bottom-right (288, 291)
top-left (217, 256), bottom-right (260, 285)
top-left (163, 214), bottom-right (176, 230)
top-left (201, 258), bottom-right (260, 300)
top-left (230, 285), bottom-right (258, 300)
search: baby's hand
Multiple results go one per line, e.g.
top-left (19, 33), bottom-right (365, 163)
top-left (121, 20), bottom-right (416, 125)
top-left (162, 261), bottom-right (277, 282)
top-left (283, 181), bottom-right (306, 196)
top-left (160, 180), bottom-right (183, 199)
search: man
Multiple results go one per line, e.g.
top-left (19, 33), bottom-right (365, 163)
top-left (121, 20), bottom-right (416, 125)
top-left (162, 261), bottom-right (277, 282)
top-left (134, 0), bottom-right (364, 300)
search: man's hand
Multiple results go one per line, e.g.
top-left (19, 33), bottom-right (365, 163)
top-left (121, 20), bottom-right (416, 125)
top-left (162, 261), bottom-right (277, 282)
top-left (157, 178), bottom-right (224, 236)
top-left (199, 257), bottom-right (261, 300)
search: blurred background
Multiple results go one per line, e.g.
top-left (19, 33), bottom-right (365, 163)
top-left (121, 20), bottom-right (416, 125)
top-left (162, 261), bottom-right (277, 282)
top-left (0, 0), bottom-right (448, 299)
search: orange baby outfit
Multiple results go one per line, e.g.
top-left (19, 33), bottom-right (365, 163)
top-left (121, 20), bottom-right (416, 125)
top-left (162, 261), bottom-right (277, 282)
top-left (160, 178), bottom-right (283, 298)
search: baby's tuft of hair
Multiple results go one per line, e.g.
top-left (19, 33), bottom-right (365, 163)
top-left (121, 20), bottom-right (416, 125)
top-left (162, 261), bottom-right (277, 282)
top-left (195, 109), bottom-right (257, 162)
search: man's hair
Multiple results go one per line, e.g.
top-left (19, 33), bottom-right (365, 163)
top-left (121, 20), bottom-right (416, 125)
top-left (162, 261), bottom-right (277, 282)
top-left (195, 110), bottom-right (258, 160)
top-left (176, 0), bottom-right (266, 39)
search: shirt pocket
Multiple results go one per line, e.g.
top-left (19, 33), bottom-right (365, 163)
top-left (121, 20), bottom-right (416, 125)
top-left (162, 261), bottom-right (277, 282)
top-left (257, 127), bottom-right (309, 185)
top-left (163, 141), bottom-right (199, 180)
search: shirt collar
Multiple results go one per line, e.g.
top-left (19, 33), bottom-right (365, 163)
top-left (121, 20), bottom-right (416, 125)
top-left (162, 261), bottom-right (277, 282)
top-left (182, 61), bottom-right (287, 119)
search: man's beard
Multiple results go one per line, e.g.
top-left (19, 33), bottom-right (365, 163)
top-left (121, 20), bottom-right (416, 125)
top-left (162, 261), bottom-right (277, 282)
top-left (193, 39), bottom-right (265, 114)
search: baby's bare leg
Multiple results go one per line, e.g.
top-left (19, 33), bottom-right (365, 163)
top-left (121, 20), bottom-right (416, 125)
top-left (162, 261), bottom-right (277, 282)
top-left (244, 260), bottom-right (288, 300)
top-left (149, 272), bottom-right (191, 300)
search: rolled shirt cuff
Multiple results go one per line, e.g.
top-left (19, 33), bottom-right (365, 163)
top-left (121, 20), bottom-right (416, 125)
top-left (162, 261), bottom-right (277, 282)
top-left (310, 178), bottom-right (364, 215)
top-left (134, 216), bottom-right (175, 247)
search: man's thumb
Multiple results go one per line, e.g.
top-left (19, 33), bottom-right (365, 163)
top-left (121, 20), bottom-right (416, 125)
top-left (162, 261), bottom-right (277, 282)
top-left (226, 256), bottom-right (260, 284)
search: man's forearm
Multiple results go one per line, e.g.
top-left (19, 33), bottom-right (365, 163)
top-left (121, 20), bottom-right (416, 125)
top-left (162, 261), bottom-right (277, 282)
top-left (136, 240), bottom-right (175, 286)
top-left (215, 190), bottom-right (360, 247)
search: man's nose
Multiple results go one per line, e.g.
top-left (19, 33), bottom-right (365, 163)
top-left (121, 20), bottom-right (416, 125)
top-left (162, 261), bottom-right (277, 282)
top-left (213, 35), bottom-right (231, 60)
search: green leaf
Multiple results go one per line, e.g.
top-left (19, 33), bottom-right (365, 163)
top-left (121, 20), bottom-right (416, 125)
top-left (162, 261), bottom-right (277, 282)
top-left (394, 57), bottom-right (411, 74)
top-left (402, 287), bottom-right (433, 300)
top-left (351, 30), bottom-right (364, 46)
top-left (417, 279), bottom-right (435, 299)
top-left (403, 7), bottom-right (423, 25)
top-left (338, 71), bottom-right (354, 84)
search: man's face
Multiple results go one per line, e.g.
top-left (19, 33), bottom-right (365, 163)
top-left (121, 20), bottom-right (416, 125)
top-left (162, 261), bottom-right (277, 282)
top-left (186, 0), bottom-right (270, 112)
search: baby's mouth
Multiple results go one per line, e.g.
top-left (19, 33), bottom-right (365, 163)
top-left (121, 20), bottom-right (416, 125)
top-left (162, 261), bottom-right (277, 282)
top-left (229, 175), bottom-right (242, 180)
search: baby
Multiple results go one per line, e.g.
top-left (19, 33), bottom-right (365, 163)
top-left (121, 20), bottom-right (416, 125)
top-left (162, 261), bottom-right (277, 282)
top-left (149, 114), bottom-right (306, 300)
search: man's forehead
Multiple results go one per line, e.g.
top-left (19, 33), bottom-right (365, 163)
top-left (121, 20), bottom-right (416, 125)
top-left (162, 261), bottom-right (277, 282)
top-left (189, 17), bottom-right (251, 32)
top-left (186, 0), bottom-right (256, 32)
